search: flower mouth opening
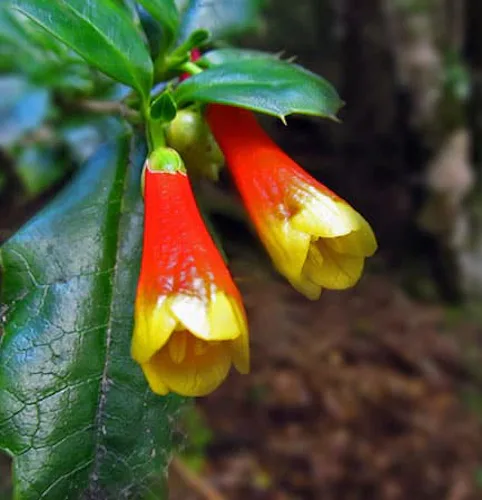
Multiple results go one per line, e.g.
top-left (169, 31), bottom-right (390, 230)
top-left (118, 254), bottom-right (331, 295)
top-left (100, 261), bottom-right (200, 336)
top-left (141, 329), bottom-right (235, 397)
top-left (162, 330), bottom-right (221, 365)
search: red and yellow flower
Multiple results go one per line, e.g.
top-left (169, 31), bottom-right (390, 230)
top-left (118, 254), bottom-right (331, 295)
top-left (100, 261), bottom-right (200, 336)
top-left (132, 148), bottom-right (249, 397)
top-left (206, 104), bottom-right (377, 300)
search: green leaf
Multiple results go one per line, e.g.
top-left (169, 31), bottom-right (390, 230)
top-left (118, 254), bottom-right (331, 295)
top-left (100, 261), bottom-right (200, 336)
top-left (174, 58), bottom-right (343, 120)
top-left (0, 134), bottom-right (185, 499)
top-left (137, 0), bottom-right (179, 51)
top-left (138, 5), bottom-right (164, 60)
top-left (183, 28), bottom-right (209, 49)
top-left (18, 10), bottom-right (72, 58)
top-left (11, 0), bottom-right (153, 99)
top-left (0, 7), bottom-right (48, 74)
top-left (177, 0), bottom-right (262, 41)
top-left (0, 76), bottom-right (50, 148)
top-left (0, 8), bottom-right (93, 86)
top-left (14, 145), bottom-right (68, 198)
top-left (199, 48), bottom-right (281, 67)
top-left (0, 5), bottom-right (38, 55)
top-left (150, 92), bottom-right (177, 121)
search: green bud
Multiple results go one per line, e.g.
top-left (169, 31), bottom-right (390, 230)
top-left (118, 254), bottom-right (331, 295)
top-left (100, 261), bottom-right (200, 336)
top-left (141, 147), bottom-right (186, 196)
top-left (165, 110), bottom-right (224, 181)
top-left (148, 147), bottom-right (186, 174)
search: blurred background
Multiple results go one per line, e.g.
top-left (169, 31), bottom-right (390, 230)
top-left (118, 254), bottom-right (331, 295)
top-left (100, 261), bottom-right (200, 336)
top-left (2, 0), bottom-right (482, 499)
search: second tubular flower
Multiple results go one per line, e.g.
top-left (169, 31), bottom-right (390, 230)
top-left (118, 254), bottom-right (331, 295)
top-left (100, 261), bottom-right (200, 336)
top-left (132, 148), bottom-right (249, 397)
top-left (206, 104), bottom-right (377, 300)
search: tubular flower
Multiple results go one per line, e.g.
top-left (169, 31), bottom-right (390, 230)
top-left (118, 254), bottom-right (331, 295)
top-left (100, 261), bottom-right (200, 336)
top-left (132, 148), bottom-right (249, 397)
top-left (206, 104), bottom-right (377, 300)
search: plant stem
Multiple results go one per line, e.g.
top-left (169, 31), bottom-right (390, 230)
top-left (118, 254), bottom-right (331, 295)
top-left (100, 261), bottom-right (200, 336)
top-left (72, 99), bottom-right (141, 123)
top-left (171, 457), bottom-right (227, 500)
top-left (179, 62), bottom-right (203, 75)
top-left (146, 119), bottom-right (166, 151)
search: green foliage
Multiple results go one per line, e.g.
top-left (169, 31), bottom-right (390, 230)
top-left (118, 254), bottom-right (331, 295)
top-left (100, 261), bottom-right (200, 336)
top-left (0, 135), bottom-right (183, 499)
top-left (178, 407), bottom-right (212, 472)
top-left (14, 145), bottom-right (66, 198)
top-left (199, 48), bottom-right (281, 66)
top-left (0, 5), bottom-right (42, 69)
top-left (137, 0), bottom-right (180, 51)
top-left (11, 0), bottom-right (153, 100)
top-left (175, 58), bottom-right (343, 120)
top-left (150, 92), bottom-right (178, 122)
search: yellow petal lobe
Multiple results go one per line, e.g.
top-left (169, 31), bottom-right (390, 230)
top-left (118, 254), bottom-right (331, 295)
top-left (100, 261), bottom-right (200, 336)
top-left (208, 291), bottom-right (243, 340)
top-left (140, 362), bottom-right (170, 395)
top-left (304, 240), bottom-right (364, 289)
top-left (291, 193), bottom-right (357, 238)
top-left (262, 218), bottom-right (311, 280)
top-left (132, 296), bottom-right (177, 363)
top-left (143, 334), bottom-right (232, 396)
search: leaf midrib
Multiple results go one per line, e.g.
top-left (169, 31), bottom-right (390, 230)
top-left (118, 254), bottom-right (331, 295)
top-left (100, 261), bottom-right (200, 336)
top-left (86, 137), bottom-right (132, 495)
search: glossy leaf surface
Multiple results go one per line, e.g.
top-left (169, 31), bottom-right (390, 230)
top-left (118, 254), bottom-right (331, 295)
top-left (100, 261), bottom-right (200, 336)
top-left (137, 0), bottom-right (179, 51)
top-left (0, 135), bottom-right (184, 499)
top-left (199, 48), bottom-right (281, 67)
top-left (175, 58), bottom-right (343, 120)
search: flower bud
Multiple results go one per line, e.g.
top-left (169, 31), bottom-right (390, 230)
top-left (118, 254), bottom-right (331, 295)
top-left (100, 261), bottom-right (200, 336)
top-left (166, 110), bottom-right (224, 181)
top-left (141, 147), bottom-right (185, 195)
top-left (147, 147), bottom-right (186, 173)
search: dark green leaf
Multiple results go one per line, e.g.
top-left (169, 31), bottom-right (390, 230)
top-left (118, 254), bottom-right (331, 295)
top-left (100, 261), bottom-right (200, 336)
top-left (184, 28), bottom-right (209, 49)
top-left (0, 8), bottom-right (93, 85)
top-left (138, 5), bottom-right (164, 60)
top-left (11, 0), bottom-right (153, 99)
top-left (0, 7), bottom-right (48, 73)
top-left (0, 134), bottom-right (185, 499)
top-left (177, 0), bottom-right (262, 41)
top-left (150, 92), bottom-right (177, 121)
top-left (174, 59), bottom-right (343, 120)
top-left (0, 5), bottom-right (38, 55)
top-left (199, 48), bottom-right (281, 67)
top-left (19, 10), bottom-right (72, 58)
top-left (15, 145), bottom-right (68, 197)
top-left (137, 0), bottom-right (179, 51)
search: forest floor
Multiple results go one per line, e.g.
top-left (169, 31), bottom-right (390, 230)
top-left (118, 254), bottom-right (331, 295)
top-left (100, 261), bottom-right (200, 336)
top-left (169, 255), bottom-right (482, 500)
